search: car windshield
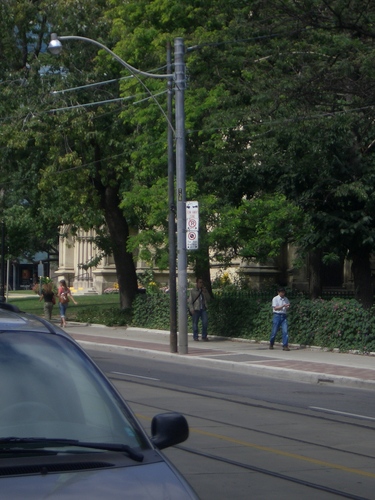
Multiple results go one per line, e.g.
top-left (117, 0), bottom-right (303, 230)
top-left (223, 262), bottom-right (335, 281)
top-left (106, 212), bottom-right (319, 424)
top-left (0, 332), bottom-right (148, 452)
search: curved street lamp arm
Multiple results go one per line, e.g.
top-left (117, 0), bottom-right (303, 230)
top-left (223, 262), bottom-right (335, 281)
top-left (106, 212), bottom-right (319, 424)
top-left (50, 34), bottom-right (174, 132)
top-left (58, 35), bottom-right (173, 80)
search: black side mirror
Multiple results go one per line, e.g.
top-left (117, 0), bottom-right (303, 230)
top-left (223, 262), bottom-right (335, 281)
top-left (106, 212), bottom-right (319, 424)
top-left (151, 412), bottom-right (189, 450)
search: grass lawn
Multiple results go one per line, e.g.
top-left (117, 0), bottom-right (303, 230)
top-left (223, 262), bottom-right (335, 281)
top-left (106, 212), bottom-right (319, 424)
top-left (8, 292), bottom-right (121, 320)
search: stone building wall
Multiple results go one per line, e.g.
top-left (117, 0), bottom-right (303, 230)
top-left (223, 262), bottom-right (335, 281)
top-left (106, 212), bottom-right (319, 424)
top-left (56, 227), bottom-right (361, 294)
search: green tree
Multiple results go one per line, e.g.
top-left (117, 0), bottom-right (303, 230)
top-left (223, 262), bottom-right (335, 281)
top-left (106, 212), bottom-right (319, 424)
top-left (4, 0), bottom-right (375, 312)
top-left (241, 0), bottom-right (375, 307)
top-left (106, 0), bottom-right (301, 284)
top-left (107, 0), bottom-right (375, 309)
top-left (0, 0), bottom-right (141, 307)
top-left (0, 0), bottom-right (61, 261)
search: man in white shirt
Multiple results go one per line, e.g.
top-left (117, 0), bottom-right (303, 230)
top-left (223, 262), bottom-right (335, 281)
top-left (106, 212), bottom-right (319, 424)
top-left (270, 287), bottom-right (290, 351)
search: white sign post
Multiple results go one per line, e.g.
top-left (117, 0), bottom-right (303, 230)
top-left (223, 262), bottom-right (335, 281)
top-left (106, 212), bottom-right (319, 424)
top-left (186, 201), bottom-right (199, 250)
top-left (38, 261), bottom-right (44, 295)
top-left (38, 261), bottom-right (44, 278)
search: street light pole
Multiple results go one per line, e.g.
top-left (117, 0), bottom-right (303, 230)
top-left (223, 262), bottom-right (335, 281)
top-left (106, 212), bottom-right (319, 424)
top-left (48, 33), bottom-right (188, 353)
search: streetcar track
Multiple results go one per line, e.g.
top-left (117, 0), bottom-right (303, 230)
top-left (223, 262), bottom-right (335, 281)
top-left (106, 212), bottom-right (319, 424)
top-left (176, 445), bottom-right (371, 500)
top-left (130, 395), bottom-right (375, 498)
top-left (103, 364), bottom-right (375, 500)
top-left (108, 373), bottom-right (375, 432)
top-left (130, 396), bottom-right (375, 463)
top-left (108, 373), bottom-right (375, 464)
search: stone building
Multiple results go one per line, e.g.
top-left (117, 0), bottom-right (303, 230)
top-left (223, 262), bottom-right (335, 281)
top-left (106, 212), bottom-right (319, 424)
top-left (56, 227), bottom-right (116, 294)
top-left (56, 227), bottom-right (357, 295)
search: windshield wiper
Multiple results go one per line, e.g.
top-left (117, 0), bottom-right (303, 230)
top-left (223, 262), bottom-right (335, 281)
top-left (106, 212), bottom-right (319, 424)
top-left (0, 438), bottom-right (144, 462)
top-left (74, 441), bottom-right (144, 462)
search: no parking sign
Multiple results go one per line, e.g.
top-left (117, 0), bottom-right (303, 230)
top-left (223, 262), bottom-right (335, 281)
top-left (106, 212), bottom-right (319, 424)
top-left (186, 201), bottom-right (199, 250)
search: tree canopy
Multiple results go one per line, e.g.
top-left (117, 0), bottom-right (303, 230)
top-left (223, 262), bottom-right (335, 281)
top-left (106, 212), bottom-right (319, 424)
top-left (2, 0), bottom-right (375, 307)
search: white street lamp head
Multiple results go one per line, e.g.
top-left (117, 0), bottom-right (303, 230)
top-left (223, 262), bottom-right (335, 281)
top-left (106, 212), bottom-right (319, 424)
top-left (48, 33), bottom-right (63, 55)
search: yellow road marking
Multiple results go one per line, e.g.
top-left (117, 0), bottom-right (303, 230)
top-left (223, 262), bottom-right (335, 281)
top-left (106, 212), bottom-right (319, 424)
top-left (192, 428), bottom-right (375, 479)
top-left (136, 413), bottom-right (375, 479)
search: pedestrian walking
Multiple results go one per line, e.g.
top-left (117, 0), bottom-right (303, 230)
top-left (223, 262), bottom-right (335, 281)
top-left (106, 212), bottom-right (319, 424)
top-left (188, 277), bottom-right (211, 341)
top-left (39, 281), bottom-right (56, 321)
top-left (57, 280), bottom-right (77, 328)
top-left (270, 287), bottom-right (290, 351)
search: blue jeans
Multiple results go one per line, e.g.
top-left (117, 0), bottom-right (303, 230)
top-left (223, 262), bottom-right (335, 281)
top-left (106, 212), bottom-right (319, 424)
top-left (192, 310), bottom-right (208, 339)
top-left (59, 302), bottom-right (68, 318)
top-left (270, 313), bottom-right (288, 346)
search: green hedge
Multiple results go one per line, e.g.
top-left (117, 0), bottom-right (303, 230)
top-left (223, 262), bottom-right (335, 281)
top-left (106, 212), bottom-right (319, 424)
top-left (22, 287), bottom-right (373, 353)
top-left (76, 306), bottom-right (131, 327)
top-left (289, 298), bottom-right (375, 352)
top-left (128, 291), bottom-right (375, 353)
top-left (208, 293), bottom-right (264, 338)
top-left (131, 292), bottom-right (172, 330)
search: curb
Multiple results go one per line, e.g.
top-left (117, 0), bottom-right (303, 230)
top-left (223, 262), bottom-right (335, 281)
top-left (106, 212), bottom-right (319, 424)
top-left (76, 339), bottom-right (375, 391)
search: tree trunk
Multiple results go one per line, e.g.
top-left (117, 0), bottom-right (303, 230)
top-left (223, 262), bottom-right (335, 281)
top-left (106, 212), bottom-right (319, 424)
top-left (308, 249), bottom-right (322, 299)
top-left (193, 236), bottom-right (213, 296)
top-left (200, 265), bottom-right (212, 297)
top-left (351, 248), bottom-right (373, 309)
top-left (275, 243), bottom-right (289, 287)
top-left (92, 141), bottom-right (138, 309)
top-left (101, 184), bottom-right (138, 309)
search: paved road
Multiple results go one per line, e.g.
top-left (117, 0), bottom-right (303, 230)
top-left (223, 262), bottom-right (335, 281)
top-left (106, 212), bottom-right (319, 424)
top-left (63, 323), bottom-right (375, 391)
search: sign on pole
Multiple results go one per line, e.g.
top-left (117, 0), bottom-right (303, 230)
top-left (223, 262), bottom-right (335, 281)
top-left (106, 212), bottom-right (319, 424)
top-left (38, 261), bottom-right (44, 295)
top-left (186, 201), bottom-right (199, 250)
top-left (38, 261), bottom-right (44, 278)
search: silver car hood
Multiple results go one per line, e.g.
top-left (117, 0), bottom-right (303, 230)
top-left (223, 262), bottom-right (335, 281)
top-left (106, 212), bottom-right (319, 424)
top-left (0, 461), bottom-right (198, 499)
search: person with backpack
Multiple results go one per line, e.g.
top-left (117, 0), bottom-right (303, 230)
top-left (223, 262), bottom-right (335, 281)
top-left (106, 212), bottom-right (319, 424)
top-left (57, 279), bottom-right (77, 327)
top-left (39, 281), bottom-right (56, 321)
top-left (188, 277), bottom-right (211, 341)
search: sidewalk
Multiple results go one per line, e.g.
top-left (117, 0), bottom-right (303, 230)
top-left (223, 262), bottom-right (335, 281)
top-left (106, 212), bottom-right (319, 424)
top-left (65, 323), bottom-right (375, 391)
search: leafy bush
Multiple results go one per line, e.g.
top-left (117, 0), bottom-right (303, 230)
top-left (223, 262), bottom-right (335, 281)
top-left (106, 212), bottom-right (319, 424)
top-left (77, 289), bottom-right (375, 353)
top-left (250, 302), bottom-right (273, 340)
top-left (76, 306), bottom-right (132, 327)
top-left (131, 292), bottom-right (171, 330)
top-left (10, 288), bottom-right (375, 352)
top-left (247, 296), bottom-right (375, 352)
top-left (289, 298), bottom-right (375, 352)
top-left (208, 292), bottom-right (264, 337)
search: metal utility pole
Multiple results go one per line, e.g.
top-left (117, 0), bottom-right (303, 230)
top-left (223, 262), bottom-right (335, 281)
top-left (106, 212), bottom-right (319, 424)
top-left (167, 42), bottom-right (177, 353)
top-left (0, 221), bottom-right (5, 302)
top-left (174, 38), bottom-right (188, 354)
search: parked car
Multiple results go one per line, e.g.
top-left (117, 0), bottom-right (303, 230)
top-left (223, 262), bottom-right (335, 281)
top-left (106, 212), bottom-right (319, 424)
top-left (0, 303), bottom-right (198, 499)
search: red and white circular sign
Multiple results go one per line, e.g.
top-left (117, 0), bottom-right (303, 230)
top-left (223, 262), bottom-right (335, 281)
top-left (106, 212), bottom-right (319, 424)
top-left (188, 219), bottom-right (197, 229)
